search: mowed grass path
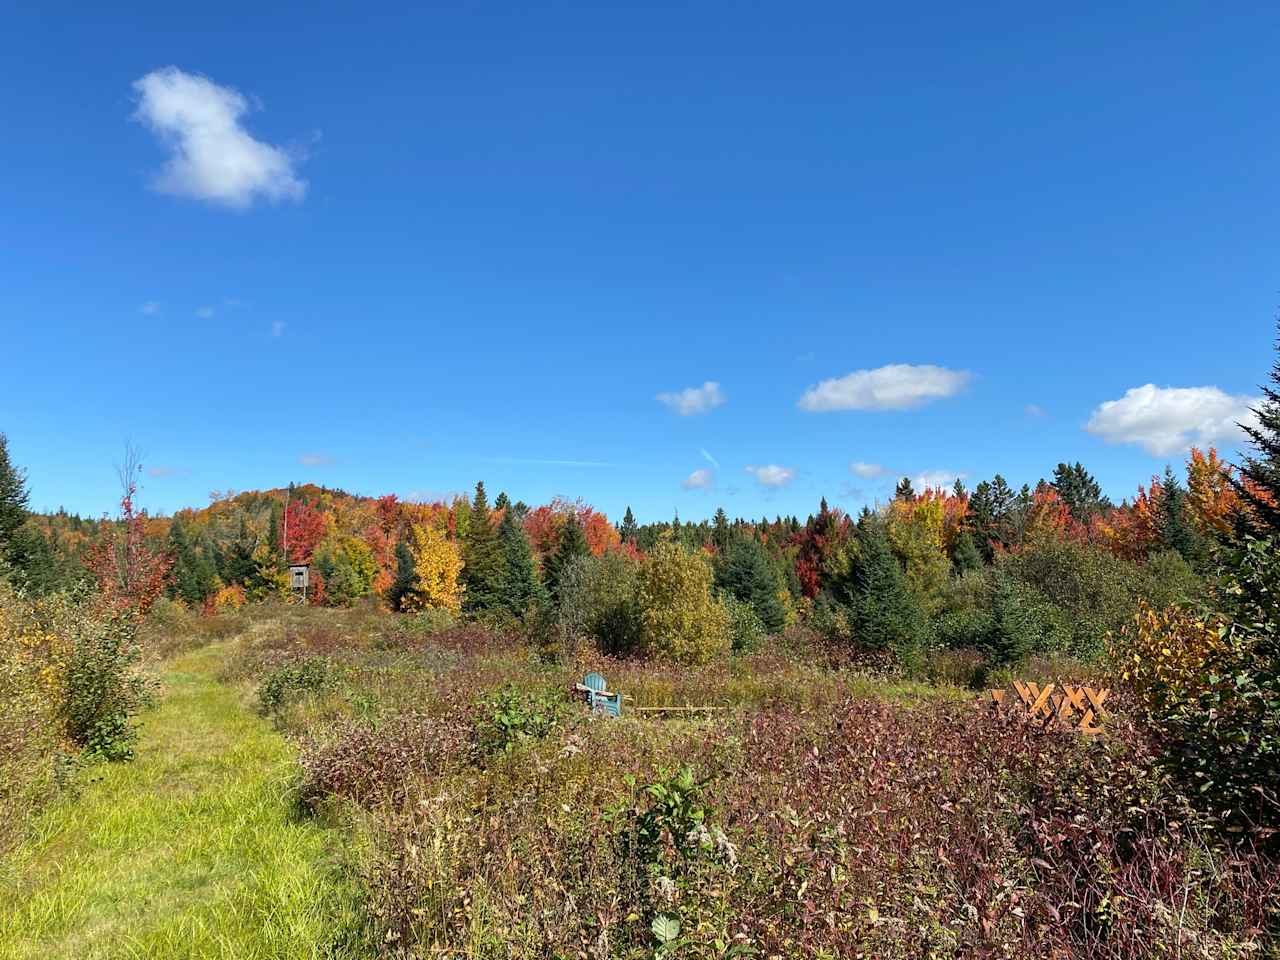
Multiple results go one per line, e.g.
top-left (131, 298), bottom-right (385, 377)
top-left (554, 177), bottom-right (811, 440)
top-left (0, 643), bottom-right (361, 960)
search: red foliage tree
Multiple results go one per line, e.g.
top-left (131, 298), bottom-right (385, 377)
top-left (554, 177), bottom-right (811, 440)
top-left (282, 498), bottom-right (328, 564)
top-left (84, 447), bottom-right (172, 617)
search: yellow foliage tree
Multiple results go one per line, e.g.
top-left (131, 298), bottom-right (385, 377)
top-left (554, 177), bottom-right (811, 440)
top-left (885, 496), bottom-right (951, 614)
top-left (635, 542), bottom-right (731, 665)
top-left (405, 523), bottom-right (464, 613)
top-left (1110, 600), bottom-right (1226, 723)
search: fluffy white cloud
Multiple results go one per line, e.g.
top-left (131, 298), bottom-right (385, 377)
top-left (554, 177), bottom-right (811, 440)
top-left (850, 461), bottom-right (886, 478)
top-left (132, 66), bottom-right (306, 209)
top-left (681, 468), bottom-right (714, 490)
top-left (914, 470), bottom-right (966, 491)
top-left (798, 364), bottom-right (971, 412)
top-left (745, 464), bottom-right (795, 487)
top-left (1086, 384), bottom-right (1258, 456)
top-left (657, 381), bottom-right (726, 416)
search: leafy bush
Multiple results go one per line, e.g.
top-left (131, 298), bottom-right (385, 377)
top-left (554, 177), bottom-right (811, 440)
top-left (256, 657), bottom-right (331, 716)
top-left (58, 602), bottom-right (149, 760)
top-left (475, 683), bottom-right (566, 755)
top-left (722, 594), bottom-right (766, 654)
top-left (554, 551), bottom-right (642, 657)
top-left (313, 534), bottom-right (379, 607)
top-left (636, 543), bottom-right (731, 665)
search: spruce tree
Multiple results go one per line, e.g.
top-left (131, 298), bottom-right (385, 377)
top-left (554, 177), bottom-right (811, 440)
top-left (1236, 320), bottom-right (1280, 537)
top-left (168, 520), bottom-right (218, 606)
top-left (462, 481), bottom-right (504, 613)
top-left (0, 433), bottom-right (30, 559)
top-left (387, 539), bottom-right (417, 611)
top-left (1158, 465), bottom-right (1204, 564)
top-left (619, 506), bottom-right (638, 544)
top-left (840, 517), bottom-right (926, 664)
top-left (1051, 461), bottom-right (1110, 523)
top-left (952, 530), bottom-right (982, 574)
top-left (544, 514), bottom-right (589, 604)
top-left (894, 477), bottom-right (916, 502)
top-left (497, 506), bottom-right (543, 615)
top-left (714, 535), bottom-right (786, 631)
top-left (711, 508), bottom-right (730, 553)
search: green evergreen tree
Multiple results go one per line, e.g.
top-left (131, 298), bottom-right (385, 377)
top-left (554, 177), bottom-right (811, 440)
top-left (544, 514), bottom-right (590, 605)
top-left (0, 433), bottom-right (30, 563)
top-left (5, 526), bottom-right (58, 593)
top-left (494, 491), bottom-right (511, 512)
top-left (497, 506), bottom-right (543, 615)
top-left (714, 535), bottom-right (786, 632)
top-left (831, 517), bottom-right (926, 665)
top-left (952, 478), bottom-right (967, 498)
top-left (1158, 465), bottom-right (1204, 564)
top-left (387, 539), bottom-right (417, 611)
top-left (462, 481), bottom-right (504, 613)
top-left (619, 506), bottom-right (638, 544)
top-left (1050, 461), bottom-right (1111, 523)
top-left (894, 476), bottom-right (916, 501)
top-left (952, 530), bottom-right (982, 574)
top-left (711, 508), bottom-right (730, 553)
top-left (1236, 320), bottom-right (1280, 537)
top-left (168, 519), bottom-right (218, 606)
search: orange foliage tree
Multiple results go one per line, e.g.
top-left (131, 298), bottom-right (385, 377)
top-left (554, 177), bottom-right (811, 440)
top-left (84, 449), bottom-right (172, 617)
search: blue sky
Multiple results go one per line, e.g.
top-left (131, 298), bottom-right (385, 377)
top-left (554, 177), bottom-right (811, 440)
top-left (2, 2), bottom-right (1277, 522)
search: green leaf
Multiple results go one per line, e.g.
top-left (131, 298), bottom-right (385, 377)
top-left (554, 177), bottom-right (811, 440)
top-left (651, 914), bottom-right (681, 943)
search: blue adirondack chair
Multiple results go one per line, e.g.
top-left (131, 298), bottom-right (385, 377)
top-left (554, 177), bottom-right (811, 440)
top-left (577, 672), bottom-right (622, 717)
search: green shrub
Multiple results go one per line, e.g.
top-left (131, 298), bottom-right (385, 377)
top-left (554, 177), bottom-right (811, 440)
top-left (636, 544), bottom-right (731, 665)
top-left (475, 683), bottom-right (565, 755)
top-left (987, 572), bottom-right (1070, 666)
top-left (61, 606), bottom-right (149, 759)
top-left (256, 657), bottom-right (331, 716)
top-left (722, 595), bottom-right (766, 654)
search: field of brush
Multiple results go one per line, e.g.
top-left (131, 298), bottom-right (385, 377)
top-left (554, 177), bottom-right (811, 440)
top-left (10, 600), bottom-right (1253, 960)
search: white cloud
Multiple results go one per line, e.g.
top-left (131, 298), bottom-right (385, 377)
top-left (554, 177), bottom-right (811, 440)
top-left (271, 320), bottom-right (286, 337)
top-left (1086, 384), bottom-right (1258, 456)
top-left (140, 301), bottom-right (161, 316)
top-left (681, 468), bottom-right (714, 490)
top-left (745, 464), bottom-right (795, 487)
top-left (657, 381), bottom-right (726, 416)
top-left (700, 448), bottom-right (720, 468)
top-left (195, 305), bottom-right (216, 319)
top-left (1024, 404), bottom-right (1046, 417)
top-left (914, 470), bottom-right (966, 491)
top-left (298, 453), bottom-right (335, 466)
top-left (132, 66), bottom-right (306, 209)
top-left (798, 364), bottom-right (971, 412)
top-left (850, 461), bottom-right (886, 478)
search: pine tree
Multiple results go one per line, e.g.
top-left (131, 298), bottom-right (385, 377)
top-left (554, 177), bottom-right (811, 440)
top-left (835, 517), bottom-right (926, 664)
top-left (1051, 461), bottom-right (1110, 523)
top-left (0, 433), bottom-right (30, 560)
top-left (497, 506), bottom-right (543, 615)
top-left (387, 539), bottom-right (417, 611)
top-left (894, 477), bottom-right (916, 502)
top-left (952, 530), bottom-right (982, 574)
top-left (168, 520), bottom-right (217, 606)
top-left (952, 478), bottom-right (967, 499)
top-left (544, 514), bottom-right (590, 604)
top-left (494, 491), bottom-right (511, 513)
top-left (619, 506), bottom-right (638, 544)
top-left (1236, 320), bottom-right (1280, 537)
top-left (714, 535), bottom-right (786, 631)
top-left (1158, 465), bottom-right (1204, 564)
top-left (462, 481), bottom-right (504, 613)
top-left (711, 508), bottom-right (730, 553)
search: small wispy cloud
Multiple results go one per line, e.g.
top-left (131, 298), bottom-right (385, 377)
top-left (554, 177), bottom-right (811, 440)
top-left (745, 464), bottom-right (795, 488)
top-left (146, 465), bottom-right (189, 478)
top-left (132, 66), bottom-right (307, 209)
top-left (298, 453), bottom-right (335, 466)
top-left (271, 320), bottom-right (286, 337)
top-left (140, 301), bottom-right (161, 316)
top-left (798, 364), bottom-right (971, 412)
top-left (1024, 404), bottom-right (1046, 417)
top-left (681, 468), bottom-right (715, 490)
top-left (195, 305), bottom-right (216, 319)
top-left (657, 381), bottom-right (726, 416)
top-left (914, 469), bottom-right (967, 491)
top-left (850, 461), bottom-right (886, 478)
top-left (700, 448), bottom-right (720, 469)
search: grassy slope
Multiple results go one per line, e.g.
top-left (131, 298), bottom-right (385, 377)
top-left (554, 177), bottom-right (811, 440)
top-left (0, 643), bottom-right (361, 960)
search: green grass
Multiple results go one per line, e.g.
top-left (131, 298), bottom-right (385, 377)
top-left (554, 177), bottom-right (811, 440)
top-left (0, 643), bottom-right (364, 960)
